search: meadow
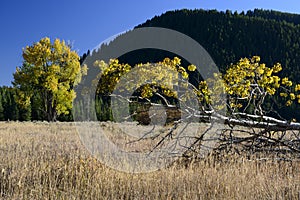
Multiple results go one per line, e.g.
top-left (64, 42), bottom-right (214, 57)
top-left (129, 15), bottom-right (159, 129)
top-left (0, 122), bottom-right (299, 199)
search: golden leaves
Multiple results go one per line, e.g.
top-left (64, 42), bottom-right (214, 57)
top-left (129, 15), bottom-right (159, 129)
top-left (295, 84), bottom-right (300, 92)
top-left (197, 55), bottom-right (300, 110)
top-left (282, 77), bottom-right (293, 87)
top-left (93, 55), bottom-right (300, 113)
top-left (188, 64), bottom-right (197, 71)
top-left (95, 57), bottom-right (189, 99)
top-left (13, 37), bottom-right (85, 117)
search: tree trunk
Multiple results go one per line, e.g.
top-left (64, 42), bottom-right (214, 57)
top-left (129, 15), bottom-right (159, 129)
top-left (46, 92), bottom-right (57, 122)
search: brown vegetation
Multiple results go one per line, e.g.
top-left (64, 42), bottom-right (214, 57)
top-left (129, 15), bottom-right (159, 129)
top-left (0, 122), bottom-right (299, 199)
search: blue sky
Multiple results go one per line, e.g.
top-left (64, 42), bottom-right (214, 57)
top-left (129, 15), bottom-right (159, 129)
top-left (1, 0), bottom-right (300, 86)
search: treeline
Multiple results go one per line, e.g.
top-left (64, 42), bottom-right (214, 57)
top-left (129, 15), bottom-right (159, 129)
top-left (0, 86), bottom-right (71, 121)
top-left (0, 85), bottom-right (116, 121)
top-left (115, 8), bottom-right (300, 81)
top-left (0, 87), bottom-right (24, 121)
top-left (246, 9), bottom-right (300, 25)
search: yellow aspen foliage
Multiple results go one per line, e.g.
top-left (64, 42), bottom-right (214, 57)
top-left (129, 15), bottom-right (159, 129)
top-left (94, 55), bottom-right (300, 115)
top-left (95, 57), bottom-right (188, 100)
top-left (281, 77), bottom-right (292, 86)
top-left (13, 37), bottom-right (85, 121)
top-left (290, 93), bottom-right (296, 100)
top-left (286, 100), bottom-right (293, 106)
top-left (188, 64), bottom-right (197, 71)
top-left (295, 84), bottom-right (300, 92)
top-left (201, 56), bottom-right (300, 111)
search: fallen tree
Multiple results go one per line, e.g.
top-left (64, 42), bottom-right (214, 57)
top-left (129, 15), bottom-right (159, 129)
top-left (84, 56), bottom-right (300, 159)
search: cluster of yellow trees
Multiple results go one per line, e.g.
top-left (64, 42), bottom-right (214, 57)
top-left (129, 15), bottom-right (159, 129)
top-left (12, 37), bottom-right (300, 122)
top-left (95, 55), bottom-right (300, 117)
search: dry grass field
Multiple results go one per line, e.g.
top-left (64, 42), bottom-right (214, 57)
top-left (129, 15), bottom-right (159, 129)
top-left (0, 122), bottom-right (299, 199)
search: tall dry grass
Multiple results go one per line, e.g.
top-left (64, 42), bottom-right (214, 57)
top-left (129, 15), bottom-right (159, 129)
top-left (0, 122), bottom-right (299, 199)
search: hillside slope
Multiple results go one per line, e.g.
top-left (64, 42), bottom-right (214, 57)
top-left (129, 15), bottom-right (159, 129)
top-left (116, 9), bottom-right (300, 81)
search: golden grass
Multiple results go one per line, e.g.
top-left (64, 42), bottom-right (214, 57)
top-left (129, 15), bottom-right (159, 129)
top-left (0, 122), bottom-right (299, 199)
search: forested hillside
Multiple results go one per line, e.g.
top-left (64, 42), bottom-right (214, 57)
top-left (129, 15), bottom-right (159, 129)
top-left (126, 9), bottom-right (300, 81)
top-left (98, 9), bottom-right (300, 121)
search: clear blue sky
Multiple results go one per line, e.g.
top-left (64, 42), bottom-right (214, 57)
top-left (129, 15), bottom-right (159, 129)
top-left (1, 0), bottom-right (300, 86)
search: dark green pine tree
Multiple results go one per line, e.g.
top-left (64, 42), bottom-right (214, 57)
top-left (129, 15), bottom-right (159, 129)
top-left (0, 88), bottom-right (5, 120)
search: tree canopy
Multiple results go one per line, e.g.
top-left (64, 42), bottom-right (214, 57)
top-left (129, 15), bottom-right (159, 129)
top-left (12, 37), bottom-right (87, 121)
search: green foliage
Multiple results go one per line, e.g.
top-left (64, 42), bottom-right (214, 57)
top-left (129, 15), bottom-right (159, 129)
top-left (129, 9), bottom-right (300, 81)
top-left (0, 87), bottom-right (31, 121)
top-left (0, 91), bottom-right (4, 120)
top-left (12, 37), bottom-right (87, 121)
top-left (246, 9), bottom-right (300, 25)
